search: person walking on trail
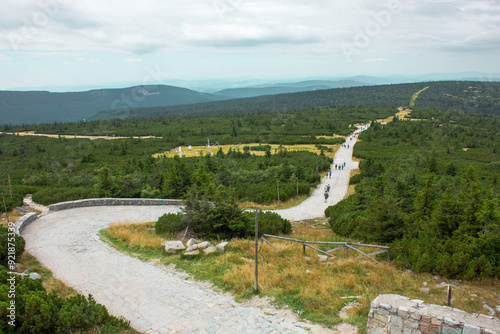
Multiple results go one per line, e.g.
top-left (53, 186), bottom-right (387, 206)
top-left (327, 184), bottom-right (330, 192)
top-left (324, 191), bottom-right (329, 203)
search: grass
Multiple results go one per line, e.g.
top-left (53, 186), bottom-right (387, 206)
top-left (100, 220), bottom-right (500, 333)
top-left (153, 143), bottom-right (341, 159)
top-left (240, 193), bottom-right (311, 210)
top-left (18, 252), bottom-right (79, 299)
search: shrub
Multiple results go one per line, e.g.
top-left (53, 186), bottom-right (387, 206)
top-left (155, 212), bottom-right (185, 236)
top-left (32, 187), bottom-right (94, 205)
top-left (0, 225), bottom-right (25, 267)
top-left (245, 210), bottom-right (292, 237)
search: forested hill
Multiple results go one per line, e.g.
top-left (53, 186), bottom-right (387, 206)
top-left (0, 85), bottom-right (228, 125)
top-left (212, 79), bottom-right (366, 98)
top-left (91, 81), bottom-right (500, 121)
top-left (413, 81), bottom-right (500, 115)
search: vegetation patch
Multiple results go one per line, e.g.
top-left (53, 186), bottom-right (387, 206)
top-left (101, 220), bottom-right (499, 333)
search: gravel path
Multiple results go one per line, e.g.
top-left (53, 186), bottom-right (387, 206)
top-left (274, 127), bottom-right (366, 221)
top-left (21, 127), bottom-right (367, 334)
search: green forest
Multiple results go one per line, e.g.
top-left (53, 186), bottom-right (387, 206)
top-left (1, 105), bottom-right (394, 211)
top-left (1, 81), bottom-right (499, 281)
top-left (327, 108), bottom-right (499, 278)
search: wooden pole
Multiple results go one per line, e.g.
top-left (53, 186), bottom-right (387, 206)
top-left (447, 285), bottom-right (452, 306)
top-left (254, 208), bottom-right (259, 293)
top-left (277, 181), bottom-right (280, 203)
top-left (2, 193), bottom-right (9, 224)
top-left (8, 175), bottom-right (12, 198)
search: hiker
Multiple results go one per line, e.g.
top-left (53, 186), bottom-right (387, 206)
top-left (327, 184), bottom-right (330, 192)
top-left (324, 191), bottom-right (329, 202)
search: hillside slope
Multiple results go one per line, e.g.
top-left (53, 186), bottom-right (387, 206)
top-left (0, 85), bottom-right (228, 125)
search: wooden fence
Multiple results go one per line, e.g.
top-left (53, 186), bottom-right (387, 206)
top-left (259, 234), bottom-right (390, 264)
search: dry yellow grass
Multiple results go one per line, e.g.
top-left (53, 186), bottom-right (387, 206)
top-left (153, 143), bottom-right (341, 159)
top-left (104, 221), bottom-right (499, 329)
top-left (108, 221), bottom-right (165, 249)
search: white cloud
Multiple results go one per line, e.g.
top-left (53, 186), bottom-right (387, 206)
top-left (123, 58), bottom-right (143, 62)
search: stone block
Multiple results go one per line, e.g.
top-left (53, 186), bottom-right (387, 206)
top-left (379, 308), bottom-right (389, 316)
top-left (442, 326), bottom-right (461, 334)
top-left (404, 319), bottom-right (420, 329)
top-left (380, 303), bottom-right (392, 310)
top-left (368, 327), bottom-right (387, 334)
top-left (403, 328), bottom-right (413, 334)
top-left (410, 311), bottom-right (422, 321)
top-left (390, 326), bottom-right (402, 334)
top-left (444, 317), bottom-right (460, 327)
top-left (391, 315), bottom-right (403, 328)
top-left (421, 314), bottom-right (431, 323)
top-left (374, 313), bottom-right (389, 323)
top-left (431, 317), bottom-right (443, 326)
top-left (398, 307), bottom-right (410, 317)
top-left (419, 322), bottom-right (439, 334)
top-left (461, 324), bottom-right (481, 334)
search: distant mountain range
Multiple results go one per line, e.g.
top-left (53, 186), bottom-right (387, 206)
top-left (213, 80), bottom-right (367, 98)
top-left (1, 73), bottom-right (499, 125)
top-left (0, 85), bottom-right (228, 125)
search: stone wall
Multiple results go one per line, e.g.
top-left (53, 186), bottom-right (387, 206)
top-left (48, 198), bottom-right (183, 212)
top-left (15, 198), bottom-right (183, 235)
top-left (15, 212), bottom-right (38, 235)
top-left (367, 294), bottom-right (499, 334)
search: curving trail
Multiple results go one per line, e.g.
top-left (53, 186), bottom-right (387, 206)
top-left (22, 127), bottom-right (367, 334)
top-left (274, 126), bottom-right (367, 221)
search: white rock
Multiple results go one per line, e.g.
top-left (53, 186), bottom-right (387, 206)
top-left (163, 240), bottom-right (186, 253)
top-left (186, 238), bottom-right (200, 247)
top-left (186, 241), bottom-right (211, 252)
top-left (29, 272), bottom-right (42, 280)
top-left (184, 250), bottom-right (200, 256)
top-left (203, 246), bottom-right (217, 255)
top-left (317, 254), bottom-right (328, 262)
top-left (215, 242), bottom-right (228, 251)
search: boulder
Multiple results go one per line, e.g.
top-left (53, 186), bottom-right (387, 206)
top-left (186, 241), bottom-right (211, 252)
top-left (186, 238), bottom-right (200, 247)
top-left (163, 240), bottom-right (186, 253)
top-left (184, 250), bottom-right (200, 256)
top-left (203, 246), bottom-right (217, 255)
top-left (215, 241), bottom-right (229, 251)
top-left (317, 254), bottom-right (328, 262)
top-left (29, 272), bottom-right (42, 280)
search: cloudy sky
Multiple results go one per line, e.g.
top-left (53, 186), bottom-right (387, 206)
top-left (0, 0), bottom-right (499, 91)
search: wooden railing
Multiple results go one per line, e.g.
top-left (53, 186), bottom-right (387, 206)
top-left (259, 234), bottom-right (390, 264)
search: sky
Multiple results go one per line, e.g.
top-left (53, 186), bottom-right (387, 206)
top-left (0, 0), bottom-right (499, 91)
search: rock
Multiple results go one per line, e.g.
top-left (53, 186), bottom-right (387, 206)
top-left (163, 240), bottom-right (186, 253)
top-left (422, 281), bottom-right (428, 287)
top-left (186, 238), bottom-right (200, 247)
top-left (203, 246), bottom-right (217, 255)
top-left (186, 241), bottom-right (211, 252)
top-left (184, 250), bottom-right (200, 256)
top-left (420, 287), bottom-right (430, 294)
top-left (22, 269), bottom-right (30, 275)
top-left (215, 241), bottom-right (229, 251)
top-left (317, 254), bottom-right (328, 262)
top-left (29, 272), bottom-right (42, 280)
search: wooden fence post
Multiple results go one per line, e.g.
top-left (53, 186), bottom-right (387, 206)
top-left (447, 285), bottom-right (452, 306)
top-left (302, 242), bottom-right (306, 256)
top-left (254, 208), bottom-right (259, 294)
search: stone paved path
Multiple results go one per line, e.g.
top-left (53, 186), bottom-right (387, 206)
top-left (22, 127), bottom-right (367, 334)
top-left (274, 126), bottom-right (367, 221)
